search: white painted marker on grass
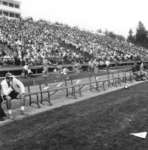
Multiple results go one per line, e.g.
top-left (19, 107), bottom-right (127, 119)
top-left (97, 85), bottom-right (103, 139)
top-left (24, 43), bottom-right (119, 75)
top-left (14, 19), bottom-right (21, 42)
top-left (130, 132), bottom-right (147, 139)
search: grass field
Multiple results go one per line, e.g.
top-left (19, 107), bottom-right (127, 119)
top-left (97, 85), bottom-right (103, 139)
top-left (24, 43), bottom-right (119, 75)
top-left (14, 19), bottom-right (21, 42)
top-left (0, 82), bottom-right (148, 150)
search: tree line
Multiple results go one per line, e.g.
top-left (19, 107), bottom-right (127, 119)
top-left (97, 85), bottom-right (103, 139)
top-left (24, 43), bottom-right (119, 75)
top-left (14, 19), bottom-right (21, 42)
top-left (97, 21), bottom-right (148, 49)
top-left (127, 21), bottom-right (148, 48)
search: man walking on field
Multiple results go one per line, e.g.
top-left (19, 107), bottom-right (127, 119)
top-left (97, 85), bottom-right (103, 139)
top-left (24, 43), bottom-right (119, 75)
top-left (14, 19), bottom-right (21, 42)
top-left (0, 73), bottom-right (25, 117)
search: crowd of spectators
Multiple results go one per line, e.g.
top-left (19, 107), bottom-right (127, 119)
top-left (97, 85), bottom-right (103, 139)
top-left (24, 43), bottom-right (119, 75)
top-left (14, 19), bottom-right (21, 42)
top-left (0, 17), bottom-right (148, 67)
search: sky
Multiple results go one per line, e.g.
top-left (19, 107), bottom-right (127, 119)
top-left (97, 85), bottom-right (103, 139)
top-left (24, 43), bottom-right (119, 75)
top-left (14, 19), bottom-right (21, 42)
top-left (20, 0), bottom-right (148, 37)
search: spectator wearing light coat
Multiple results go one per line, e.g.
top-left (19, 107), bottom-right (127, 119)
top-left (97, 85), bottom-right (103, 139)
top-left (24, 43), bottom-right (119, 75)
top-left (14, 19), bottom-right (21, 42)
top-left (0, 73), bottom-right (25, 116)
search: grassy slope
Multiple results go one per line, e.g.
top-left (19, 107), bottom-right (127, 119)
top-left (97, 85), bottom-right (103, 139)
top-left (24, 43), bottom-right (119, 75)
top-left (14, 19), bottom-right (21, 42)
top-left (0, 83), bottom-right (148, 150)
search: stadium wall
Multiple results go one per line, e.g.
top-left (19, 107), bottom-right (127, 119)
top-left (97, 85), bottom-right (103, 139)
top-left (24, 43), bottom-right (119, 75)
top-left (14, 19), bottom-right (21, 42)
top-left (0, 61), bottom-right (144, 77)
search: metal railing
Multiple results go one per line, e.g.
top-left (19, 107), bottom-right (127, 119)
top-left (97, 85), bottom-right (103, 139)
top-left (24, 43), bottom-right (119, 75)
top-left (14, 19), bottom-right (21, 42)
top-left (3, 69), bottom-right (134, 110)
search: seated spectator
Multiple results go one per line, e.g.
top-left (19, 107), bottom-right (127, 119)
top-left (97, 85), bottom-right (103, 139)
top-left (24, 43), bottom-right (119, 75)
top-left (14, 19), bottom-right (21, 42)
top-left (132, 61), bottom-right (148, 81)
top-left (0, 73), bottom-right (25, 117)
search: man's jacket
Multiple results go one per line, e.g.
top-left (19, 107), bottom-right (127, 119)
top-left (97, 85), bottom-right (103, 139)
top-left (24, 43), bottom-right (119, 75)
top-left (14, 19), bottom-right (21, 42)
top-left (1, 77), bottom-right (25, 96)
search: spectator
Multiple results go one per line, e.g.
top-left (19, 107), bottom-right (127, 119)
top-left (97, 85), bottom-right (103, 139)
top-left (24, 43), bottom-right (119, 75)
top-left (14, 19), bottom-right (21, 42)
top-left (0, 17), bottom-right (147, 67)
top-left (22, 63), bottom-right (32, 78)
top-left (0, 72), bottom-right (25, 117)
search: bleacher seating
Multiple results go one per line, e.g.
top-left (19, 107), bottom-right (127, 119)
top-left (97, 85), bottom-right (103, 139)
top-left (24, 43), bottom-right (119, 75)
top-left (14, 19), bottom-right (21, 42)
top-left (0, 17), bottom-right (147, 67)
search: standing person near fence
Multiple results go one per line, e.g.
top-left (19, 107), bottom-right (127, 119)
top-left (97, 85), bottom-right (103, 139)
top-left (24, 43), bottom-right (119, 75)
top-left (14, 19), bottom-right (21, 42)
top-left (0, 73), bottom-right (25, 118)
top-left (42, 58), bottom-right (49, 76)
top-left (62, 67), bottom-right (69, 76)
top-left (139, 61), bottom-right (148, 80)
top-left (23, 63), bottom-right (32, 78)
top-left (88, 59), bottom-right (94, 73)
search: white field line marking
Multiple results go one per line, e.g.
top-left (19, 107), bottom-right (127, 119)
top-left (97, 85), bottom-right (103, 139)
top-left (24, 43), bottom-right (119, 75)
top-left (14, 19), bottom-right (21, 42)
top-left (130, 132), bottom-right (147, 139)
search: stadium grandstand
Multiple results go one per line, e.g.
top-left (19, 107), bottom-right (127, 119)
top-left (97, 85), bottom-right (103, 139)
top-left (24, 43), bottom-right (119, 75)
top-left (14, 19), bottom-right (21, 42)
top-left (1, 2), bottom-right (148, 150)
top-left (0, 0), bottom-right (21, 19)
top-left (0, 17), bottom-right (148, 68)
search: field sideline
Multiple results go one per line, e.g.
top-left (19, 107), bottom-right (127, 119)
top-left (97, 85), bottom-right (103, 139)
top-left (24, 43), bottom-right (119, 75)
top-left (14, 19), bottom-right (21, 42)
top-left (0, 82), bottom-right (148, 150)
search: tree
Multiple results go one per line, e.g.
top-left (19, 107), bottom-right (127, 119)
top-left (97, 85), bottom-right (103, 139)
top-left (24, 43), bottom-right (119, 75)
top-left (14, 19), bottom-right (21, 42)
top-left (127, 21), bottom-right (148, 48)
top-left (135, 21), bottom-right (147, 44)
top-left (127, 29), bottom-right (135, 43)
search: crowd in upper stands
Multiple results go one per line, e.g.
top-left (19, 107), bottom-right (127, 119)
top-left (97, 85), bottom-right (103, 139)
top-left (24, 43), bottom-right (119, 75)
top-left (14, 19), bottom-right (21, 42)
top-left (0, 17), bottom-right (148, 67)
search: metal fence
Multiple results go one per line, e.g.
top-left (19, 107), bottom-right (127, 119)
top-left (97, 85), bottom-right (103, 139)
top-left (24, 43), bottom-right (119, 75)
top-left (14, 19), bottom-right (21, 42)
top-left (3, 69), bottom-right (134, 110)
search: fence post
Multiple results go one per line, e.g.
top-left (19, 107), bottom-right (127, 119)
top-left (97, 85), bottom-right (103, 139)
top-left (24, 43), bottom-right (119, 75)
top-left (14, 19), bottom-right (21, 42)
top-left (28, 86), bottom-right (32, 106)
top-left (36, 94), bottom-right (40, 108)
top-left (47, 91), bottom-right (52, 105)
top-left (118, 71), bottom-right (121, 86)
top-left (112, 72), bottom-right (115, 87)
top-left (102, 81), bottom-right (106, 91)
top-left (78, 85), bottom-right (82, 97)
top-left (125, 71), bottom-right (127, 83)
top-left (94, 74), bottom-right (99, 90)
top-left (70, 78), bottom-right (75, 97)
top-left (89, 73), bottom-right (93, 91)
top-left (72, 86), bottom-right (77, 99)
top-left (64, 79), bottom-right (69, 97)
top-left (39, 84), bottom-right (43, 104)
top-left (22, 96), bottom-right (25, 106)
top-left (107, 68), bottom-right (110, 87)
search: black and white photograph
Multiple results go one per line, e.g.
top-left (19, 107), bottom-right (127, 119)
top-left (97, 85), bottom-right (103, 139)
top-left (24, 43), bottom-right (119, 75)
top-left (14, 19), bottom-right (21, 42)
top-left (0, 0), bottom-right (148, 149)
